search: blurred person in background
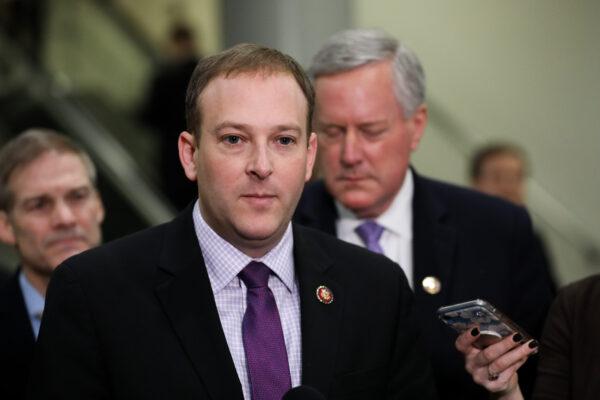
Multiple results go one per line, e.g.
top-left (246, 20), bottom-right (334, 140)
top-left (0, 128), bottom-right (104, 400)
top-left (294, 28), bottom-right (554, 399)
top-left (141, 23), bottom-right (202, 210)
top-left (470, 143), bottom-right (557, 294)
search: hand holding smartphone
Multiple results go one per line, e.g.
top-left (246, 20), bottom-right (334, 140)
top-left (437, 299), bottom-right (532, 349)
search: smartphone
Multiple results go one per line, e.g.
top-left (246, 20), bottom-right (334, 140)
top-left (437, 299), bottom-right (532, 348)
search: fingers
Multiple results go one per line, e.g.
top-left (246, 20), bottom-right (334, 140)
top-left (476, 338), bottom-right (537, 394)
top-left (474, 333), bottom-right (526, 367)
top-left (455, 326), bottom-right (481, 354)
top-left (458, 330), bottom-right (538, 394)
top-left (485, 338), bottom-right (538, 378)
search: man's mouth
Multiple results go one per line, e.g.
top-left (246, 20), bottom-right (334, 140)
top-left (241, 194), bottom-right (277, 206)
top-left (337, 175), bottom-right (368, 182)
top-left (45, 234), bottom-right (87, 249)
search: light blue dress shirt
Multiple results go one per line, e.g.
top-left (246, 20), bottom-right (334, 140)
top-left (18, 271), bottom-right (45, 339)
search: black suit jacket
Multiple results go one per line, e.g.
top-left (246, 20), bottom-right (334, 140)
top-left (28, 204), bottom-right (437, 400)
top-left (294, 171), bottom-right (554, 399)
top-left (0, 271), bottom-right (36, 400)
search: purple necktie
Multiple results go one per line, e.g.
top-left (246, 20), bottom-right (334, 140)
top-left (355, 220), bottom-right (385, 254)
top-left (239, 261), bottom-right (291, 400)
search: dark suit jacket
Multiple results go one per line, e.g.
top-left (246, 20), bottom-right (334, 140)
top-left (533, 274), bottom-right (600, 400)
top-left (0, 271), bottom-right (36, 400)
top-left (28, 204), bottom-right (437, 400)
top-left (294, 171), bottom-right (554, 399)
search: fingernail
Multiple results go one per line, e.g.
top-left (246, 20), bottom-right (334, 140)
top-left (513, 333), bottom-right (523, 342)
top-left (529, 340), bottom-right (539, 349)
top-left (471, 327), bottom-right (479, 336)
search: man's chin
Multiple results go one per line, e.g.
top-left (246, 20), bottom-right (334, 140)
top-left (51, 247), bottom-right (89, 267)
top-left (338, 193), bottom-right (376, 213)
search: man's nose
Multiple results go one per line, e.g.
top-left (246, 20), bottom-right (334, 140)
top-left (246, 144), bottom-right (273, 179)
top-left (51, 201), bottom-right (77, 227)
top-left (340, 129), bottom-right (363, 166)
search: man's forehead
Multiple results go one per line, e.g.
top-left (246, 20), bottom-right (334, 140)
top-left (9, 152), bottom-right (93, 198)
top-left (200, 72), bottom-right (309, 128)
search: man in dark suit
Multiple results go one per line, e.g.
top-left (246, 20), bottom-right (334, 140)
top-left (293, 28), bottom-right (554, 399)
top-left (28, 43), bottom-right (437, 399)
top-left (0, 129), bottom-right (105, 400)
top-left (469, 142), bottom-right (558, 295)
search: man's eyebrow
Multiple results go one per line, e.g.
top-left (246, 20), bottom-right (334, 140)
top-left (271, 124), bottom-right (302, 134)
top-left (19, 185), bottom-right (91, 204)
top-left (358, 120), bottom-right (387, 128)
top-left (213, 121), bottom-right (250, 132)
top-left (212, 121), bottom-right (303, 135)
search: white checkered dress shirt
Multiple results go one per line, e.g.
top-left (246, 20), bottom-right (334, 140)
top-left (192, 201), bottom-right (302, 399)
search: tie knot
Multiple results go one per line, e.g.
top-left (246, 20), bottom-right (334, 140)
top-left (239, 261), bottom-right (271, 288)
top-left (355, 220), bottom-right (385, 254)
top-left (356, 220), bottom-right (384, 242)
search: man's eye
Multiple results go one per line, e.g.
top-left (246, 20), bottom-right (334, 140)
top-left (25, 199), bottom-right (50, 211)
top-left (223, 135), bottom-right (241, 144)
top-left (277, 137), bottom-right (295, 146)
top-left (362, 128), bottom-right (385, 138)
top-left (69, 188), bottom-right (91, 202)
top-left (322, 128), bottom-right (343, 138)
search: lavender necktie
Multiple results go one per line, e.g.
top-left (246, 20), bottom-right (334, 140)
top-left (355, 220), bottom-right (385, 254)
top-left (239, 261), bottom-right (291, 400)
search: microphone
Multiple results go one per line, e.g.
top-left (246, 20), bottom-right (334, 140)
top-left (282, 385), bottom-right (327, 400)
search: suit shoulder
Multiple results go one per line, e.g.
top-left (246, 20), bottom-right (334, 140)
top-left (419, 175), bottom-right (529, 221)
top-left (59, 222), bottom-right (169, 278)
top-left (558, 274), bottom-right (600, 305)
top-left (294, 224), bottom-right (405, 279)
top-left (295, 180), bottom-right (333, 213)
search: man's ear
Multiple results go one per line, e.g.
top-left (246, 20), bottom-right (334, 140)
top-left (305, 132), bottom-right (318, 182)
top-left (408, 104), bottom-right (428, 151)
top-left (95, 193), bottom-right (106, 224)
top-left (178, 131), bottom-right (198, 181)
top-left (0, 211), bottom-right (16, 245)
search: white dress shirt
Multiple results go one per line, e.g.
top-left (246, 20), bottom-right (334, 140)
top-left (192, 201), bottom-right (302, 399)
top-left (335, 170), bottom-right (414, 287)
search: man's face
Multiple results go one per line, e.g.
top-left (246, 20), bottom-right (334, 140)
top-left (0, 151), bottom-right (104, 276)
top-left (474, 153), bottom-right (526, 205)
top-left (314, 60), bottom-right (427, 219)
top-left (179, 72), bottom-right (317, 257)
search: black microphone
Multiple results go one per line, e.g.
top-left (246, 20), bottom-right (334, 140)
top-left (282, 385), bottom-right (327, 400)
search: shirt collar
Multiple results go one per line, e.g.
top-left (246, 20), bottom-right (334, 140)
top-left (18, 270), bottom-right (45, 321)
top-left (192, 200), bottom-right (295, 294)
top-left (335, 169), bottom-right (414, 239)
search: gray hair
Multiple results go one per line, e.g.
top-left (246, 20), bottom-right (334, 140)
top-left (0, 128), bottom-right (97, 211)
top-left (309, 28), bottom-right (425, 117)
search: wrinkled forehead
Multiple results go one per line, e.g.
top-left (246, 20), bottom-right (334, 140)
top-left (8, 151), bottom-right (95, 199)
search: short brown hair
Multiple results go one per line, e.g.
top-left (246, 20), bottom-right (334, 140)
top-left (185, 43), bottom-right (314, 138)
top-left (470, 143), bottom-right (528, 181)
top-left (0, 128), bottom-right (97, 211)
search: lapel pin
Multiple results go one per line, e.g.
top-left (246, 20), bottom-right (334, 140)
top-left (421, 276), bottom-right (441, 295)
top-left (316, 285), bottom-right (334, 304)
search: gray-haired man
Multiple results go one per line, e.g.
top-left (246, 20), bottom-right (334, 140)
top-left (294, 28), bottom-right (554, 399)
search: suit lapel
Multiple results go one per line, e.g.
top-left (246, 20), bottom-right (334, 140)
top-left (412, 171), bottom-right (457, 308)
top-left (154, 206), bottom-right (243, 399)
top-left (293, 225), bottom-right (344, 395)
